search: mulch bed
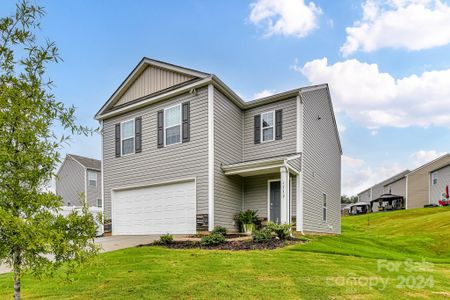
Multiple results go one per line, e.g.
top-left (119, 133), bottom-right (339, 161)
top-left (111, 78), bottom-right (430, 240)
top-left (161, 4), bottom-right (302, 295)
top-left (188, 233), bottom-right (248, 239)
top-left (141, 238), bottom-right (301, 251)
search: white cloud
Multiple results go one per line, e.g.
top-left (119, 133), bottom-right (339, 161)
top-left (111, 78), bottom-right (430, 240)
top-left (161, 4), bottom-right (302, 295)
top-left (249, 0), bottom-right (322, 38)
top-left (409, 150), bottom-right (446, 167)
top-left (342, 155), bottom-right (404, 195)
top-left (253, 89), bottom-right (275, 99)
top-left (341, 0), bottom-right (450, 56)
top-left (295, 57), bottom-right (450, 129)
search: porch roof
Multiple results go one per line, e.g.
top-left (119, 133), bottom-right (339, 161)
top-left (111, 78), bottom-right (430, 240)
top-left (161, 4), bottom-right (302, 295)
top-left (221, 153), bottom-right (301, 177)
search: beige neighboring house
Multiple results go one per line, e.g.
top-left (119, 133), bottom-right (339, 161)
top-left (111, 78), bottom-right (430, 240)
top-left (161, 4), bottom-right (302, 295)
top-left (95, 57), bottom-right (342, 235)
top-left (56, 154), bottom-right (102, 207)
top-left (357, 153), bottom-right (450, 210)
top-left (406, 154), bottom-right (450, 209)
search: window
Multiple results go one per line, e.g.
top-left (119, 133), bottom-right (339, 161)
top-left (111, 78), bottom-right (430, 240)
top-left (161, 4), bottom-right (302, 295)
top-left (261, 111), bottom-right (274, 142)
top-left (322, 193), bottom-right (327, 222)
top-left (88, 171), bottom-right (97, 186)
top-left (121, 119), bottom-right (135, 155)
top-left (432, 172), bottom-right (438, 185)
top-left (97, 198), bottom-right (102, 208)
top-left (164, 104), bottom-right (181, 146)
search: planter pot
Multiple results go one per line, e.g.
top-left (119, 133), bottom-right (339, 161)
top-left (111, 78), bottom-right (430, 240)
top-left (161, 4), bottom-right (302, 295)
top-left (243, 223), bottom-right (255, 234)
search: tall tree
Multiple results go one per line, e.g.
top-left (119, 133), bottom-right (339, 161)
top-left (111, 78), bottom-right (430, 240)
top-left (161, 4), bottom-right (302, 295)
top-left (0, 2), bottom-right (99, 299)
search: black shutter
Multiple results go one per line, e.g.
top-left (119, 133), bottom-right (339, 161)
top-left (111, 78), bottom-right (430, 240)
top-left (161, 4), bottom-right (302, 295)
top-left (275, 109), bottom-right (282, 140)
top-left (157, 110), bottom-right (164, 148)
top-left (115, 123), bottom-right (121, 157)
top-left (182, 102), bottom-right (190, 143)
top-left (135, 116), bottom-right (142, 153)
top-left (254, 114), bottom-right (261, 144)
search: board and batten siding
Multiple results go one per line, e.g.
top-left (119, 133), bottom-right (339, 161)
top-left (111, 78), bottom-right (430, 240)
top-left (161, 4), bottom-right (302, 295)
top-left (243, 173), bottom-right (297, 220)
top-left (102, 87), bottom-right (209, 221)
top-left (213, 90), bottom-right (243, 230)
top-left (114, 66), bottom-right (194, 107)
top-left (56, 157), bottom-right (85, 206)
top-left (243, 97), bottom-right (297, 161)
top-left (301, 87), bottom-right (341, 234)
top-left (86, 169), bottom-right (102, 207)
top-left (407, 155), bottom-right (450, 209)
top-left (430, 164), bottom-right (450, 205)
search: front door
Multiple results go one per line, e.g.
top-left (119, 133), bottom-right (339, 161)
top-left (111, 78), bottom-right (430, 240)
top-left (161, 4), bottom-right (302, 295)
top-left (269, 181), bottom-right (281, 224)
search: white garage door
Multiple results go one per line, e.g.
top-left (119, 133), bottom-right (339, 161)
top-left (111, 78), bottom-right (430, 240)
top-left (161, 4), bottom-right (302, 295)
top-left (112, 180), bottom-right (196, 235)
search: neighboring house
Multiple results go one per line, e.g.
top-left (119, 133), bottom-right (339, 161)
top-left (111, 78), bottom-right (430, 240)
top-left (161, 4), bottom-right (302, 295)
top-left (358, 170), bottom-right (410, 209)
top-left (406, 154), bottom-right (450, 208)
top-left (429, 163), bottom-right (450, 205)
top-left (56, 154), bottom-right (102, 208)
top-left (95, 57), bottom-right (342, 235)
top-left (357, 153), bottom-right (450, 209)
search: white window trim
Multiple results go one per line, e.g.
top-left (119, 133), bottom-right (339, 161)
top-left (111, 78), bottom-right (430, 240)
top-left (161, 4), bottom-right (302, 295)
top-left (164, 103), bottom-right (182, 147)
top-left (432, 172), bottom-right (438, 185)
top-left (88, 171), bottom-right (97, 187)
top-left (120, 118), bottom-right (135, 156)
top-left (322, 193), bottom-right (327, 222)
top-left (97, 198), bottom-right (102, 208)
top-left (261, 110), bottom-right (275, 143)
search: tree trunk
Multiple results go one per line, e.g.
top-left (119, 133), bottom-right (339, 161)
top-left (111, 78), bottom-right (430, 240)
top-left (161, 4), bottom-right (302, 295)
top-left (13, 250), bottom-right (21, 300)
top-left (14, 268), bottom-right (20, 300)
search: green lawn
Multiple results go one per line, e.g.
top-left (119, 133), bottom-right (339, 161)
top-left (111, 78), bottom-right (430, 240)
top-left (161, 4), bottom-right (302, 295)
top-left (1, 207), bottom-right (450, 299)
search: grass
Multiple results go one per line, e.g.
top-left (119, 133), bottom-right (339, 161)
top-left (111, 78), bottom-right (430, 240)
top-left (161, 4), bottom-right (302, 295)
top-left (1, 207), bottom-right (450, 299)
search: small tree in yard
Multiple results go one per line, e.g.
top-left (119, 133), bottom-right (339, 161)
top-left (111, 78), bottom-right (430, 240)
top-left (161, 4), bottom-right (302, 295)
top-left (0, 1), bottom-right (98, 299)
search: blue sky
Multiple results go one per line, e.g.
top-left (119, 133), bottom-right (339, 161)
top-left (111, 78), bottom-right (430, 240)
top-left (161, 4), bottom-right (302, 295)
top-left (2, 0), bottom-right (450, 195)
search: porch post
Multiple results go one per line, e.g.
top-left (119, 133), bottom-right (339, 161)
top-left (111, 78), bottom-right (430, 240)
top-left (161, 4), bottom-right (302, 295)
top-left (280, 166), bottom-right (290, 224)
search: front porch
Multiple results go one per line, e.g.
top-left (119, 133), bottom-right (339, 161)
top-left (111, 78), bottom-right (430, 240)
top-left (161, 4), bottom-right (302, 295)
top-left (221, 154), bottom-right (301, 226)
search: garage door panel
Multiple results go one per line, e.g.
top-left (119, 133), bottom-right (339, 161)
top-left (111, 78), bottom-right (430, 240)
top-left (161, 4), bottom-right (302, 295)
top-left (112, 180), bottom-right (196, 235)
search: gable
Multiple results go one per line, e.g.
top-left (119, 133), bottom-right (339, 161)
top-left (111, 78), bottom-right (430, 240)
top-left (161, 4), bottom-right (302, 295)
top-left (113, 65), bottom-right (195, 107)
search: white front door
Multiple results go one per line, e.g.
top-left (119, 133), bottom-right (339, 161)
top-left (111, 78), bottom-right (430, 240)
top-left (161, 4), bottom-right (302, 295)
top-left (112, 180), bottom-right (196, 235)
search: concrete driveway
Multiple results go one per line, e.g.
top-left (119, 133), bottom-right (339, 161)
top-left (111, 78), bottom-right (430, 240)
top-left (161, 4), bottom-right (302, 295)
top-left (95, 235), bottom-right (162, 252)
top-left (0, 235), bottom-right (164, 275)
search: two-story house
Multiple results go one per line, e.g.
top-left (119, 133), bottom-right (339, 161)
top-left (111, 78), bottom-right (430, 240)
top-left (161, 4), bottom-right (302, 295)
top-left (56, 154), bottom-right (102, 207)
top-left (95, 58), bottom-right (342, 235)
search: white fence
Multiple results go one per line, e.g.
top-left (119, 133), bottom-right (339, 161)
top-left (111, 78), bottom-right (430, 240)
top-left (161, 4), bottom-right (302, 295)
top-left (59, 206), bottom-right (104, 236)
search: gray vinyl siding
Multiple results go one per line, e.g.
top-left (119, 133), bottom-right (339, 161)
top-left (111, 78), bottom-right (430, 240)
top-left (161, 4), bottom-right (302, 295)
top-left (371, 183), bottom-right (385, 200)
top-left (243, 97), bottom-right (297, 161)
top-left (358, 189), bottom-right (371, 204)
top-left (86, 169), bottom-right (102, 207)
top-left (383, 177), bottom-right (406, 197)
top-left (214, 89), bottom-right (243, 230)
top-left (243, 173), bottom-right (297, 219)
top-left (301, 87), bottom-right (341, 234)
top-left (56, 157), bottom-right (85, 206)
top-left (430, 165), bottom-right (450, 205)
top-left (102, 87), bottom-right (209, 221)
top-left (287, 156), bottom-right (301, 172)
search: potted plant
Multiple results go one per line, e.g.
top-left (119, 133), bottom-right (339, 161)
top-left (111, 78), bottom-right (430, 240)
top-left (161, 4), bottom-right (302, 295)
top-left (236, 210), bottom-right (259, 234)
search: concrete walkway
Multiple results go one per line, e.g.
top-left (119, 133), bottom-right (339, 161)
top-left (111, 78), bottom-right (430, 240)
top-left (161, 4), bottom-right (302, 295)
top-left (0, 235), bottom-right (165, 275)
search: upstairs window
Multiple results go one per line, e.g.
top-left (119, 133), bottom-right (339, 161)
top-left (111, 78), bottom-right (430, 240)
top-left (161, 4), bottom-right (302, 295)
top-left (164, 104), bottom-right (181, 146)
top-left (121, 119), bottom-right (135, 155)
top-left (97, 198), bottom-right (102, 208)
top-left (322, 193), bottom-right (327, 222)
top-left (88, 171), bottom-right (97, 187)
top-left (261, 111), bottom-right (274, 142)
top-left (432, 172), bottom-right (438, 185)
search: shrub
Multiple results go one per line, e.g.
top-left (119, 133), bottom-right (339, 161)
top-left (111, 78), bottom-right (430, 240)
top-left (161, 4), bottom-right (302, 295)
top-left (252, 227), bottom-right (273, 243)
top-left (211, 226), bottom-right (227, 236)
top-left (201, 233), bottom-right (226, 246)
top-left (266, 222), bottom-right (292, 240)
top-left (159, 233), bottom-right (174, 245)
top-left (235, 210), bottom-right (259, 233)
